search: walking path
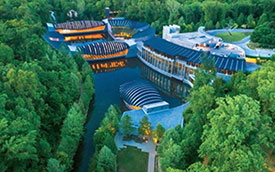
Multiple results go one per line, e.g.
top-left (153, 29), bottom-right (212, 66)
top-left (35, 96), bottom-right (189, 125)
top-left (206, 28), bottom-right (275, 58)
top-left (115, 134), bottom-right (157, 172)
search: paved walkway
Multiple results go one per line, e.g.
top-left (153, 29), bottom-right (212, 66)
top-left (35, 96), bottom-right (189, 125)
top-left (115, 134), bottom-right (157, 172)
top-left (206, 28), bottom-right (275, 57)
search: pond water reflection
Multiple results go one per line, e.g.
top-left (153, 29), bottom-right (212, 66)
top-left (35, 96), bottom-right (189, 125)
top-left (75, 57), bottom-right (190, 172)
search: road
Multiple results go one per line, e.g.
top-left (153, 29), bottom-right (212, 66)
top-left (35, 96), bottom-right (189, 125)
top-left (205, 28), bottom-right (274, 58)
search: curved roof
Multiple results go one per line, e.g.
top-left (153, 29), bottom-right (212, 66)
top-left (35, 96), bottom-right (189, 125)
top-left (132, 27), bottom-right (155, 39)
top-left (77, 41), bottom-right (129, 55)
top-left (120, 80), bottom-right (163, 108)
top-left (144, 37), bottom-right (246, 72)
top-left (108, 19), bottom-right (149, 29)
top-left (54, 20), bottom-right (105, 30)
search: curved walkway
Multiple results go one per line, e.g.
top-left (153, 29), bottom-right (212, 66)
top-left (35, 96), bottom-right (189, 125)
top-left (206, 28), bottom-right (274, 58)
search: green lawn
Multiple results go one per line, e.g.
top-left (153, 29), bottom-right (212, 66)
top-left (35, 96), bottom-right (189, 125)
top-left (215, 32), bottom-right (251, 42)
top-left (118, 146), bottom-right (148, 172)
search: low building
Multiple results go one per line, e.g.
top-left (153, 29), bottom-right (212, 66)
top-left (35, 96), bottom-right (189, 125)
top-left (120, 101), bottom-right (187, 135)
top-left (137, 37), bottom-right (246, 87)
top-left (69, 40), bottom-right (129, 61)
top-left (43, 18), bottom-right (155, 60)
top-left (163, 25), bottom-right (245, 58)
top-left (47, 20), bottom-right (108, 43)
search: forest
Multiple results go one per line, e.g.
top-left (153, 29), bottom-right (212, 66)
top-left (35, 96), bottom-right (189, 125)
top-left (156, 57), bottom-right (275, 171)
top-left (0, 0), bottom-right (274, 172)
top-left (0, 0), bottom-right (94, 171)
top-left (77, 0), bottom-right (274, 48)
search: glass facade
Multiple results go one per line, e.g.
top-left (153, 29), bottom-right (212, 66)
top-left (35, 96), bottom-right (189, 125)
top-left (138, 43), bottom-right (239, 86)
top-left (139, 46), bottom-right (197, 83)
top-left (141, 64), bottom-right (190, 100)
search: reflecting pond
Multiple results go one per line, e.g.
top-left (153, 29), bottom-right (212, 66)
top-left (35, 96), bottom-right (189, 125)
top-left (74, 57), bottom-right (191, 172)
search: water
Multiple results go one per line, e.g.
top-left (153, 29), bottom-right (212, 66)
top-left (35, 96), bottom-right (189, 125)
top-left (75, 57), bottom-right (190, 172)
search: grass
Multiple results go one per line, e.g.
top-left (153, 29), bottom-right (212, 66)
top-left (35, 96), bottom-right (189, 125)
top-left (215, 32), bottom-right (251, 42)
top-left (118, 146), bottom-right (148, 172)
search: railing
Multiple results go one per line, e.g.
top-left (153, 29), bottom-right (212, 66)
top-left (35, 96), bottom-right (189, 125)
top-left (138, 47), bottom-right (193, 87)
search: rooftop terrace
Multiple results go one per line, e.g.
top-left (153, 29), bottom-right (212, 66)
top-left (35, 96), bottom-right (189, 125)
top-left (121, 102), bottom-right (188, 131)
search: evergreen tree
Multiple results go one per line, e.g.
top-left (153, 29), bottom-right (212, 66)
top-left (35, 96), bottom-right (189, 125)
top-left (46, 158), bottom-right (66, 172)
top-left (258, 13), bottom-right (268, 25)
top-left (205, 20), bottom-right (214, 30)
top-left (103, 133), bottom-right (118, 154)
top-left (120, 114), bottom-right (134, 137)
top-left (159, 139), bottom-right (184, 171)
top-left (152, 123), bottom-right (165, 143)
top-left (138, 116), bottom-right (151, 137)
top-left (237, 13), bottom-right (245, 26)
top-left (215, 21), bottom-right (221, 29)
top-left (96, 146), bottom-right (116, 172)
top-left (247, 14), bottom-right (256, 28)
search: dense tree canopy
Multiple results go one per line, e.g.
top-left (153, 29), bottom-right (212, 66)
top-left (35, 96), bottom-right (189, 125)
top-left (89, 105), bottom-right (121, 172)
top-left (158, 60), bottom-right (275, 171)
top-left (1, 0), bottom-right (274, 171)
top-left (199, 95), bottom-right (272, 171)
top-left (0, 0), bottom-right (94, 171)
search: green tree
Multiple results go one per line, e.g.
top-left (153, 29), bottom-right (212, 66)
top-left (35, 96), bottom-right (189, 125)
top-left (199, 95), bottom-right (273, 171)
top-left (166, 0), bottom-right (180, 25)
top-left (96, 146), bottom-right (116, 172)
top-left (205, 20), bottom-right (214, 30)
top-left (228, 71), bottom-right (247, 96)
top-left (185, 162), bottom-right (211, 172)
top-left (237, 13), bottom-right (245, 26)
top-left (0, 118), bottom-right (38, 171)
top-left (138, 116), bottom-right (151, 137)
top-left (152, 123), bottom-right (165, 143)
top-left (103, 133), bottom-right (118, 154)
top-left (215, 21), bottom-right (221, 29)
top-left (46, 158), bottom-right (66, 172)
top-left (80, 74), bottom-right (94, 113)
top-left (258, 13), bottom-right (268, 25)
top-left (166, 167), bottom-right (184, 172)
top-left (240, 61), bottom-right (275, 124)
top-left (193, 53), bottom-right (217, 90)
top-left (189, 85), bottom-right (216, 116)
top-left (202, 1), bottom-right (227, 24)
top-left (251, 22), bottom-right (274, 48)
top-left (120, 114), bottom-right (134, 137)
top-left (212, 78), bottom-right (227, 97)
top-left (56, 104), bottom-right (85, 171)
top-left (247, 14), bottom-right (256, 28)
top-left (159, 139), bottom-right (184, 171)
top-left (101, 105), bottom-right (120, 135)
top-left (176, 85), bottom-right (216, 169)
top-left (157, 126), bottom-right (185, 170)
top-left (0, 43), bottom-right (14, 64)
top-left (94, 126), bottom-right (110, 152)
